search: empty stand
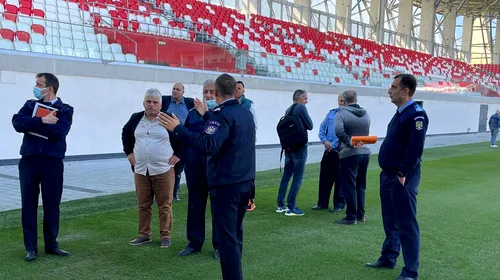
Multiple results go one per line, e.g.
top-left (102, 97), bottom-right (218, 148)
top-left (0, 0), bottom-right (499, 96)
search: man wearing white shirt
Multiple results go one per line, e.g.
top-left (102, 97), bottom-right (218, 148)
top-left (121, 89), bottom-right (181, 248)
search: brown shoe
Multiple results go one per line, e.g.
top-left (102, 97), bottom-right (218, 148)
top-left (161, 239), bottom-right (172, 248)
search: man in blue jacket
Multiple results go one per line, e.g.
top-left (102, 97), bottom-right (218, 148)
top-left (162, 83), bottom-right (195, 202)
top-left (366, 74), bottom-right (429, 280)
top-left (312, 94), bottom-right (345, 212)
top-left (159, 73), bottom-right (256, 280)
top-left (12, 73), bottom-right (73, 261)
top-left (489, 110), bottom-right (499, 148)
top-left (177, 79), bottom-right (219, 260)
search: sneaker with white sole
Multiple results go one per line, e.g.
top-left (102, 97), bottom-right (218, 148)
top-left (276, 206), bottom-right (288, 213)
top-left (285, 207), bottom-right (305, 216)
top-left (491, 145), bottom-right (498, 148)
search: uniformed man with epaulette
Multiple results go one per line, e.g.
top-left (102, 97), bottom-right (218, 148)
top-left (159, 73), bottom-right (256, 280)
top-left (176, 79), bottom-right (219, 260)
top-left (12, 73), bottom-right (74, 261)
top-left (366, 74), bottom-right (429, 280)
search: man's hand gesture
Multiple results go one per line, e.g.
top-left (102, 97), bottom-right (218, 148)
top-left (194, 97), bottom-right (208, 116)
top-left (158, 112), bottom-right (181, 132)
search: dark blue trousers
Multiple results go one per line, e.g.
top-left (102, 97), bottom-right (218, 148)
top-left (173, 162), bottom-right (185, 198)
top-left (184, 165), bottom-right (217, 251)
top-left (317, 150), bottom-right (345, 209)
top-left (19, 155), bottom-right (64, 253)
top-left (211, 181), bottom-right (251, 280)
top-left (379, 166), bottom-right (421, 278)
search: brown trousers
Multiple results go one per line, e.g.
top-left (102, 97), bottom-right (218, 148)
top-left (134, 168), bottom-right (174, 240)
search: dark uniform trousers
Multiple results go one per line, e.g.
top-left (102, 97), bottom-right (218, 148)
top-left (184, 165), bottom-right (217, 251)
top-left (19, 155), bottom-right (64, 252)
top-left (211, 180), bottom-right (251, 280)
top-left (317, 150), bottom-right (345, 209)
top-left (379, 165), bottom-right (421, 278)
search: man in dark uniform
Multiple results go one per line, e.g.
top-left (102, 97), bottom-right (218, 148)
top-left (12, 73), bottom-right (74, 261)
top-left (366, 74), bottom-right (429, 280)
top-left (159, 73), bottom-right (255, 280)
top-left (177, 79), bottom-right (219, 260)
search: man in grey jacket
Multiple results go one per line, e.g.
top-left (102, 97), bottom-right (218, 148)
top-left (334, 90), bottom-right (371, 225)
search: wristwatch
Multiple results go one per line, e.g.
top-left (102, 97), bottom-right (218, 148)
top-left (397, 172), bottom-right (404, 178)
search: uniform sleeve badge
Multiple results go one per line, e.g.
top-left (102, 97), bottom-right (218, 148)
top-left (415, 120), bottom-right (423, 130)
top-left (204, 120), bottom-right (221, 134)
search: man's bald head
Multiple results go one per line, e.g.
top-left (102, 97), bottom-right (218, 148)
top-left (342, 90), bottom-right (357, 104)
top-left (172, 83), bottom-right (185, 102)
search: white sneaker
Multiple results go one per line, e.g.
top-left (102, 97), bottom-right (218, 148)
top-left (491, 145), bottom-right (498, 148)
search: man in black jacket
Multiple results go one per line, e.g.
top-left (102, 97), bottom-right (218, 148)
top-left (122, 89), bottom-right (181, 248)
top-left (12, 72), bottom-right (73, 261)
top-left (162, 83), bottom-right (194, 202)
top-left (158, 73), bottom-right (256, 280)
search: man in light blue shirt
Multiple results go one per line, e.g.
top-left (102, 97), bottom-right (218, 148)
top-left (312, 94), bottom-right (345, 212)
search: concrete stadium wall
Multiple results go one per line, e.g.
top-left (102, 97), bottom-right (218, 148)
top-left (1, 51), bottom-right (500, 161)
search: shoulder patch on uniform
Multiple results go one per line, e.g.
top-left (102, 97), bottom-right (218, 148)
top-left (414, 116), bottom-right (425, 120)
top-left (413, 103), bottom-right (424, 112)
top-left (213, 107), bottom-right (222, 112)
top-left (415, 120), bottom-right (424, 130)
top-left (204, 120), bottom-right (221, 134)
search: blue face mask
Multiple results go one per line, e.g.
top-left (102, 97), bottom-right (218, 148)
top-left (206, 99), bottom-right (216, 110)
top-left (33, 87), bottom-right (47, 100)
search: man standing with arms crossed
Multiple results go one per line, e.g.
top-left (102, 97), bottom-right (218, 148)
top-left (159, 74), bottom-right (255, 280)
top-left (236, 81), bottom-right (258, 211)
top-left (366, 74), bottom-right (429, 280)
top-left (12, 73), bottom-right (74, 261)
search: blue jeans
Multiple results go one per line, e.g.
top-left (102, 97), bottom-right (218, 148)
top-left (277, 145), bottom-right (308, 209)
top-left (491, 129), bottom-right (498, 145)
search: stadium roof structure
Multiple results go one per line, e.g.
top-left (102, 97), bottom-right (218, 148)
top-left (413, 0), bottom-right (500, 17)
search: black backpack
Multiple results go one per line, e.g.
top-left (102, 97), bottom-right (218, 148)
top-left (276, 103), bottom-right (308, 152)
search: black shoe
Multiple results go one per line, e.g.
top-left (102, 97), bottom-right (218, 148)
top-left (365, 260), bottom-right (396, 269)
top-left (45, 247), bottom-right (71, 256)
top-left (312, 205), bottom-right (328, 210)
top-left (173, 195), bottom-right (180, 202)
top-left (25, 251), bottom-right (38, 261)
top-left (335, 217), bottom-right (357, 225)
top-left (177, 247), bottom-right (199, 256)
top-left (395, 277), bottom-right (417, 280)
top-left (330, 207), bottom-right (344, 212)
top-left (214, 249), bottom-right (220, 260)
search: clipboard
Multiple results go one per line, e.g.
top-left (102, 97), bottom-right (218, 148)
top-left (29, 102), bottom-right (58, 139)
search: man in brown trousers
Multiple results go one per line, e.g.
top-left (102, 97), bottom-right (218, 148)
top-left (121, 88), bottom-right (181, 248)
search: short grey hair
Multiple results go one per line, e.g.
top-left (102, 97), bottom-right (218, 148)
top-left (144, 88), bottom-right (162, 103)
top-left (203, 79), bottom-right (215, 87)
top-left (342, 90), bottom-right (357, 104)
top-left (292, 89), bottom-right (306, 101)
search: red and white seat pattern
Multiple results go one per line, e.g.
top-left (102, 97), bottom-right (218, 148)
top-left (1, 0), bottom-right (499, 96)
